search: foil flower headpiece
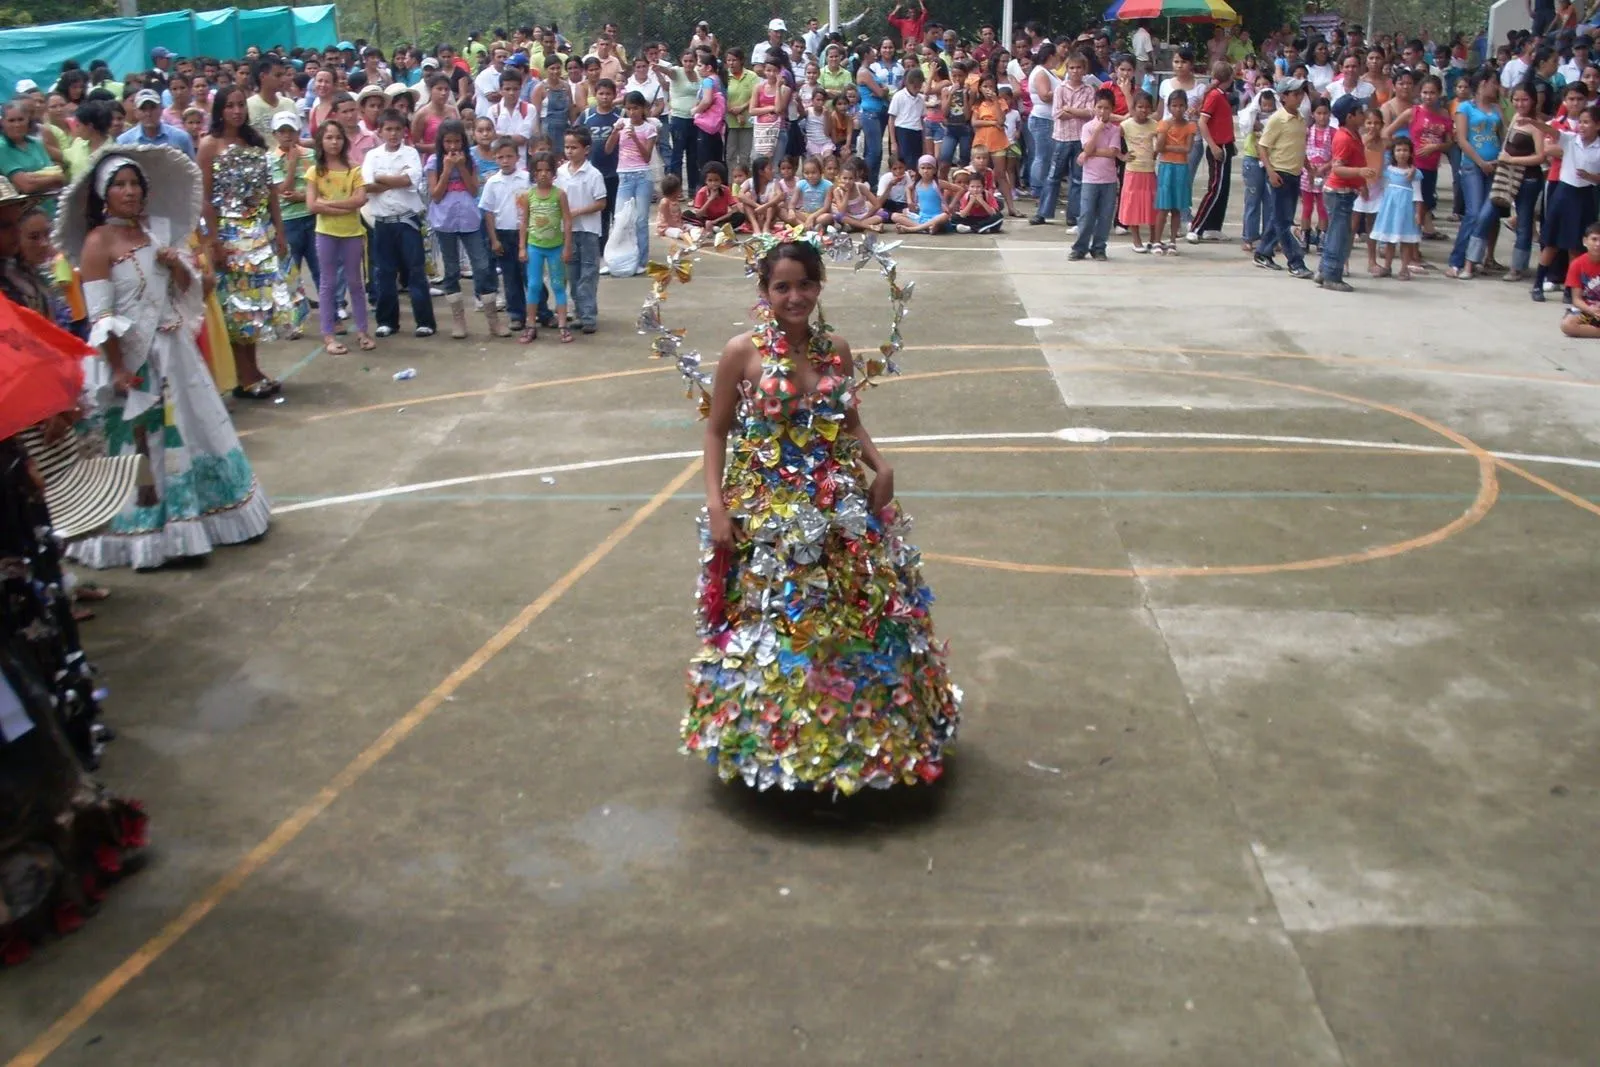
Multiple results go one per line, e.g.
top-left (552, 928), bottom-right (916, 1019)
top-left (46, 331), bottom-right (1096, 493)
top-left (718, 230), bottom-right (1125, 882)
top-left (637, 224), bottom-right (916, 418)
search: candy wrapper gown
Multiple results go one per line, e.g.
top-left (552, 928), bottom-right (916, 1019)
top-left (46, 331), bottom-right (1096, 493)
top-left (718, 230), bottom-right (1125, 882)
top-left (209, 143), bottom-right (302, 343)
top-left (681, 332), bottom-right (961, 794)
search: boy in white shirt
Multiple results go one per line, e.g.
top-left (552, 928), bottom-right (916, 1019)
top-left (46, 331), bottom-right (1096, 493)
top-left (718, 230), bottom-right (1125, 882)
top-left (487, 70), bottom-right (536, 151)
top-left (480, 136), bottom-right (533, 330)
top-left (361, 108), bottom-right (438, 336)
top-left (555, 126), bottom-right (608, 333)
top-left (888, 68), bottom-right (927, 165)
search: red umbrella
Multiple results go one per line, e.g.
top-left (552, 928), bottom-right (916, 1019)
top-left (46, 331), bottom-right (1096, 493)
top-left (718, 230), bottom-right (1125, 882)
top-left (0, 297), bottom-right (93, 441)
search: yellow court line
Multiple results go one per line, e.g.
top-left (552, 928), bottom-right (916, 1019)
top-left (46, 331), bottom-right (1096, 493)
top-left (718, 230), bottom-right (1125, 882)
top-left (5, 459), bottom-right (704, 1067)
top-left (1496, 458), bottom-right (1600, 519)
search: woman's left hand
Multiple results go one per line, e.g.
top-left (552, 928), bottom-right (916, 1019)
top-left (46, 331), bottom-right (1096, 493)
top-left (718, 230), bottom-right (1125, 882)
top-left (868, 466), bottom-right (895, 518)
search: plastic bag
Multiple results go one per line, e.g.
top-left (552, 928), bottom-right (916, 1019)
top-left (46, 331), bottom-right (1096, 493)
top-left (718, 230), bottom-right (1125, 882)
top-left (605, 197), bottom-right (641, 278)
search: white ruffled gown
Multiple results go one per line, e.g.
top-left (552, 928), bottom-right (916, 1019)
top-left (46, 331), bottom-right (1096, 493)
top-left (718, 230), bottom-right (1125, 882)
top-left (68, 241), bottom-right (271, 569)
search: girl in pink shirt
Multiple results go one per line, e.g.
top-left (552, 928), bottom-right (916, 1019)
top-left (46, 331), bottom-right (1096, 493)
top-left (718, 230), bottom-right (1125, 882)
top-left (1300, 98), bottom-right (1334, 250)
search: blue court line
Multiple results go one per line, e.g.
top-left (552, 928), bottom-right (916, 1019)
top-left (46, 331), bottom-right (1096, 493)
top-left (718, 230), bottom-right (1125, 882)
top-left (271, 489), bottom-right (1599, 506)
top-left (278, 345), bottom-right (324, 382)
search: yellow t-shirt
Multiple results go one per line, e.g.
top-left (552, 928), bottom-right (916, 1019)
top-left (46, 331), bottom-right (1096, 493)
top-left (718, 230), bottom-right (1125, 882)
top-left (1258, 109), bottom-right (1308, 175)
top-left (1120, 117), bottom-right (1159, 174)
top-left (308, 165), bottom-right (366, 237)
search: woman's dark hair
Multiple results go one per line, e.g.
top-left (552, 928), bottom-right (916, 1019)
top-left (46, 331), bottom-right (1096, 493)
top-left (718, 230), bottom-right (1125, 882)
top-left (433, 118), bottom-right (468, 162)
top-left (757, 239), bottom-right (824, 289)
top-left (529, 149), bottom-right (557, 174)
top-left (85, 87), bottom-right (116, 104)
top-left (209, 86), bottom-right (265, 146)
top-left (312, 119), bottom-right (349, 170)
top-left (1033, 42), bottom-right (1056, 67)
top-left (74, 99), bottom-right (114, 136)
top-left (85, 161), bottom-right (149, 230)
top-left (425, 73), bottom-right (451, 94)
top-left (750, 154), bottom-right (770, 193)
top-left (623, 90), bottom-right (647, 108)
top-left (55, 70), bottom-right (88, 101)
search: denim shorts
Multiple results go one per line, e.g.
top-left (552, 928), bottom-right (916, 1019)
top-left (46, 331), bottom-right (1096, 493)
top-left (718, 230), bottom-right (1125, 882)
top-left (924, 120), bottom-right (946, 142)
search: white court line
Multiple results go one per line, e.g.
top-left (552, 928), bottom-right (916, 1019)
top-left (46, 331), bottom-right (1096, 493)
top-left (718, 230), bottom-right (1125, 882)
top-left (274, 430), bottom-right (1600, 515)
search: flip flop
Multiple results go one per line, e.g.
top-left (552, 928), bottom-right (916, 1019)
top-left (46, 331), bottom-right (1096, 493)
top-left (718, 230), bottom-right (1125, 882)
top-left (357, 335), bottom-right (377, 351)
top-left (323, 340), bottom-right (349, 355)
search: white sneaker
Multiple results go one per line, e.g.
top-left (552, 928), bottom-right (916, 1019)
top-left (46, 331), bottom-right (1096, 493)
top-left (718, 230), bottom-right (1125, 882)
top-left (1185, 231), bottom-right (1201, 244)
top-left (1065, 225), bottom-right (1079, 236)
top-left (496, 292), bottom-right (507, 309)
top-left (375, 325), bottom-right (394, 337)
top-left (1543, 280), bottom-right (1560, 292)
top-left (1202, 230), bottom-right (1224, 241)
top-left (414, 326), bottom-right (435, 338)
top-left (473, 295), bottom-right (484, 311)
top-left (428, 286), bottom-right (445, 297)
top-left (337, 305), bottom-right (351, 320)
top-left (955, 223), bottom-right (972, 234)
top-left (599, 263), bottom-right (611, 276)
top-left (1114, 225), bottom-right (1129, 235)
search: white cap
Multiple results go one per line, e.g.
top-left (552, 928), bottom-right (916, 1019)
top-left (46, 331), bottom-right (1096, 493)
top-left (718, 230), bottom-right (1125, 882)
top-left (14, 78), bottom-right (38, 94)
top-left (356, 84), bottom-right (388, 102)
top-left (420, 56), bottom-right (440, 69)
top-left (272, 110), bottom-right (300, 130)
top-left (767, 18), bottom-right (787, 31)
top-left (134, 89), bottom-right (162, 108)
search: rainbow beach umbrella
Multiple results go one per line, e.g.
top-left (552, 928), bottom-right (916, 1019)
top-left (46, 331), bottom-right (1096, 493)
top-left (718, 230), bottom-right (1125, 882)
top-left (1103, 0), bottom-right (1239, 24)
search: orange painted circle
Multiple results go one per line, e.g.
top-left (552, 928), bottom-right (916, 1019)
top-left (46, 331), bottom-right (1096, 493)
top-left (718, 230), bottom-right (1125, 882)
top-left (880, 366), bottom-right (1502, 578)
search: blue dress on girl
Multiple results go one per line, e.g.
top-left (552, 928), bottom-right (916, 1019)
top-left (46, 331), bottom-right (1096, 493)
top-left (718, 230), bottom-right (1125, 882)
top-left (1370, 162), bottom-right (1422, 244)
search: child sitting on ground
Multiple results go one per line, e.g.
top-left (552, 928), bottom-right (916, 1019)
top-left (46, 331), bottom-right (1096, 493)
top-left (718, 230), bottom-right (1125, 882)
top-left (950, 168), bottom-right (1003, 233)
top-left (683, 160), bottom-right (747, 229)
top-left (892, 154), bottom-right (951, 233)
top-left (833, 157), bottom-right (883, 231)
top-left (656, 173), bottom-right (686, 238)
top-left (877, 156), bottom-right (912, 219)
top-left (1562, 222), bottom-right (1600, 337)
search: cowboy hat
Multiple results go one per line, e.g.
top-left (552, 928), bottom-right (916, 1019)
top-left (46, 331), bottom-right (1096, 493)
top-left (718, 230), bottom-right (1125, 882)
top-left (14, 426), bottom-right (145, 541)
top-left (384, 81), bottom-right (420, 103)
top-left (52, 144), bottom-right (202, 263)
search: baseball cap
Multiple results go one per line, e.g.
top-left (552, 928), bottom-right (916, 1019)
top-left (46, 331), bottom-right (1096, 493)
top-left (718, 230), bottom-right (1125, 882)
top-left (134, 89), bottom-right (162, 108)
top-left (1275, 76), bottom-right (1307, 93)
top-left (14, 78), bottom-right (38, 94)
top-left (1329, 92), bottom-right (1361, 125)
top-left (337, 40), bottom-right (355, 50)
top-left (768, 18), bottom-right (787, 31)
top-left (272, 110), bottom-right (300, 130)
top-left (151, 46), bottom-right (173, 59)
top-left (420, 55), bottom-right (440, 69)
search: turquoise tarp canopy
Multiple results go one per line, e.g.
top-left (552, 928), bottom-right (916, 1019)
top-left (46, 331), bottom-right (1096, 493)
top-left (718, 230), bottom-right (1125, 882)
top-left (290, 5), bottom-right (338, 50)
top-left (236, 6), bottom-right (294, 54)
top-left (0, 17), bottom-right (145, 97)
top-left (141, 10), bottom-right (197, 60)
top-left (191, 8), bottom-right (240, 61)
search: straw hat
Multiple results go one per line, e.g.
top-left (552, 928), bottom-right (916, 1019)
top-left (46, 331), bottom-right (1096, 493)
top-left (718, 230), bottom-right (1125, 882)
top-left (385, 81), bottom-right (420, 104)
top-left (0, 174), bottom-right (29, 208)
top-left (51, 143), bottom-right (202, 264)
top-left (15, 426), bottom-right (145, 541)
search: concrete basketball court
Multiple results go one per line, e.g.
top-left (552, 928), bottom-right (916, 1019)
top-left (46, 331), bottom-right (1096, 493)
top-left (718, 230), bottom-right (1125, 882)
top-left (3, 208), bottom-right (1599, 1066)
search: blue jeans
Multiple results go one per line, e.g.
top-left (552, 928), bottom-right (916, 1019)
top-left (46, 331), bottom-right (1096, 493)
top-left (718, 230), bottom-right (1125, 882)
top-left (894, 126), bottom-right (923, 165)
top-left (1037, 139), bottom-right (1081, 223)
top-left (616, 169), bottom-right (654, 272)
top-left (1182, 133), bottom-right (1205, 226)
top-left (492, 228), bottom-right (526, 323)
top-left (281, 214), bottom-right (319, 290)
top-left (1071, 181), bottom-right (1118, 254)
top-left (859, 109), bottom-right (886, 184)
top-left (567, 230), bottom-right (600, 328)
top-left (1256, 173), bottom-right (1304, 269)
top-left (669, 115), bottom-right (696, 186)
top-left (1028, 114), bottom-right (1054, 195)
top-left (371, 217), bottom-right (437, 332)
top-left (1511, 172), bottom-right (1543, 271)
top-left (1241, 156), bottom-right (1268, 242)
top-left (1450, 163), bottom-right (1496, 269)
top-left (436, 226), bottom-right (495, 298)
top-left (1320, 189), bottom-right (1357, 284)
top-left (1448, 145), bottom-right (1466, 216)
top-left (938, 123), bottom-right (972, 168)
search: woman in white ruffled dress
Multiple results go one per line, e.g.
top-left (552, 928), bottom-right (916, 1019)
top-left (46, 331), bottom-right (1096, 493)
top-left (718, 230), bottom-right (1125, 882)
top-left (59, 146), bottom-right (270, 569)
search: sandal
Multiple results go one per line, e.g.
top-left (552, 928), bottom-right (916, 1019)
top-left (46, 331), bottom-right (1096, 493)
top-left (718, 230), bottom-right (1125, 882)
top-left (232, 378), bottom-right (281, 400)
top-left (72, 605), bottom-right (95, 623)
top-left (1370, 266), bottom-right (1391, 278)
top-left (560, 327), bottom-right (575, 343)
top-left (323, 339), bottom-right (349, 355)
top-left (1397, 269), bottom-right (1413, 281)
top-left (74, 582), bottom-right (111, 603)
top-left (517, 326), bottom-right (538, 344)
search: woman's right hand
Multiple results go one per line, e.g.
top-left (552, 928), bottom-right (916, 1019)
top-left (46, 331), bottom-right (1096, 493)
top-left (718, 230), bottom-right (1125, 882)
top-left (1479, 158), bottom-right (1496, 175)
top-left (707, 504), bottom-right (737, 549)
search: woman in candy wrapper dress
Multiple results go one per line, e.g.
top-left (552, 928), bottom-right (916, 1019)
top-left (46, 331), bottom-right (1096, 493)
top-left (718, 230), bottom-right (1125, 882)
top-left (197, 87), bottom-right (300, 400)
top-left (682, 237), bottom-right (960, 794)
top-left (56, 146), bottom-right (271, 570)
